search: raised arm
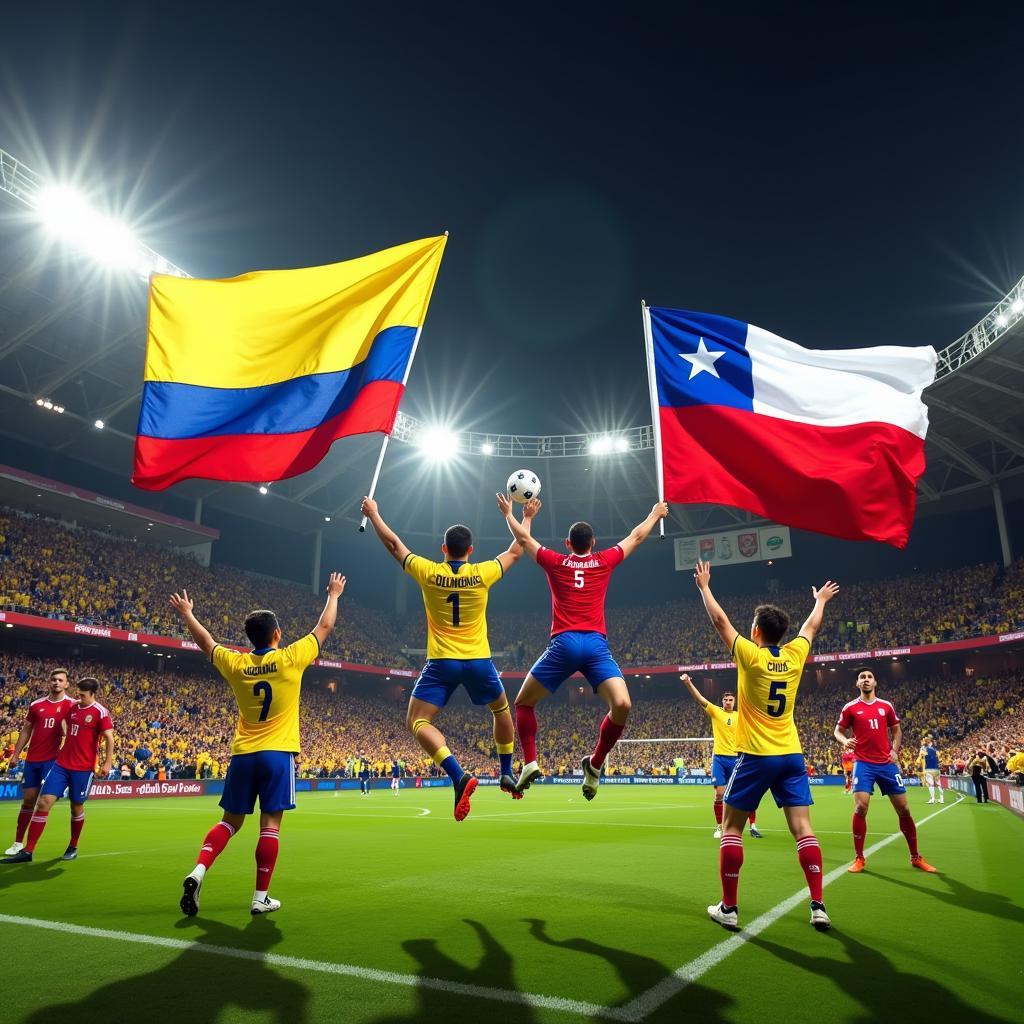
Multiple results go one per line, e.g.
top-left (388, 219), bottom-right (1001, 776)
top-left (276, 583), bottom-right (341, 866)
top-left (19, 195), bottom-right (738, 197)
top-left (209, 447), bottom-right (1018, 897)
top-left (679, 673), bottom-right (709, 708)
top-left (360, 497), bottom-right (411, 565)
top-left (312, 572), bottom-right (347, 647)
top-left (168, 589), bottom-right (217, 658)
top-left (797, 581), bottom-right (840, 644)
top-left (694, 560), bottom-right (738, 652)
top-left (494, 496), bottom-right (540, 571)
top-left (497, 493), bottom-right (541, 560)
top-left (617, 502), bottom-right (670, 559)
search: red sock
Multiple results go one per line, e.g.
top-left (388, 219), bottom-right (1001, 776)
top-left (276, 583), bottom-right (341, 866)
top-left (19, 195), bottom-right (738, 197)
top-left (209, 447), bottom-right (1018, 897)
top-left (852, 812), bottom-right (867, 858)
top-left (255, 826), bottom-right (280, 891)
top-left (516, 705), bottom-right (538, 764)
top-left (748, 810), bottom-right (756, 826)
top-left (899, 815), bottom-right (919, 857)
top-left (796, 835), bottom-right (824, 902)
top-left (713, 800), bottom-right (723, 825)
top-left (69, 812), bottom-right (85, 849)
top-left (591, 715), bottom-right (624, 770)
top-left (197, 820), bottom-right (235, 869)
top-left (25, 811), bottom-right (49, 853)
top-left (719, 835), bottom-right (744, 907)
top-left (15, 807), bottom-right (32, 844)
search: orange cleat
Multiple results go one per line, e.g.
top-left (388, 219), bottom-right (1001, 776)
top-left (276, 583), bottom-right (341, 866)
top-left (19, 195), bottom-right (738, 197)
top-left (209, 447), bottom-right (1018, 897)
top-left (911, 855), bottom-right (937, 873)
top-left (453, 775), bottom-right (478, 821)
top-left (847, 856), bottom-right (866, 873)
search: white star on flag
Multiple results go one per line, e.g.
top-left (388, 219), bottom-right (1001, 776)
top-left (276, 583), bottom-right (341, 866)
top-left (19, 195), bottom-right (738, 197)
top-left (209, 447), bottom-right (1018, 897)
top-left (679, 337), bottom-right (726, 380)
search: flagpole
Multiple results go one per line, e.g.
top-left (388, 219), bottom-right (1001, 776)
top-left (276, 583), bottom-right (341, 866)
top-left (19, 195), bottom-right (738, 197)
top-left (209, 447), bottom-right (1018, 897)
top-left (641, 300), bottom-right (666, 538)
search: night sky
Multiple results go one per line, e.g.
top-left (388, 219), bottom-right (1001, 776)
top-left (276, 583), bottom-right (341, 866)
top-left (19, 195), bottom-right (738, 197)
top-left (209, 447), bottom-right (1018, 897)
top-left (2, 5), bottom-right (1023, 600)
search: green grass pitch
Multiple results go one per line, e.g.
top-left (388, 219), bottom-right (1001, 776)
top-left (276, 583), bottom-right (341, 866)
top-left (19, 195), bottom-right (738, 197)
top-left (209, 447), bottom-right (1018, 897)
top-left (1, 784), bottom-right (1020, 1024)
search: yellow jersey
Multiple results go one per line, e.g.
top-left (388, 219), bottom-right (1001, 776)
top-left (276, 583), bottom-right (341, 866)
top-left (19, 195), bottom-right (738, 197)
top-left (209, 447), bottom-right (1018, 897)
top-left (732, 634), bottom-right (810, 756)
top-left (403, 554), bottom-right (503, 660)
top-left (211, 633), bottom-right (319, 755)
top-left (705, 702), bottom-right (738, 757)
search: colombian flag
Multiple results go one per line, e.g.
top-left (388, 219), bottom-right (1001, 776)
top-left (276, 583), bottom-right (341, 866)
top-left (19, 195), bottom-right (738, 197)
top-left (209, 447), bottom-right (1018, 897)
top-left (132, 235), bottom-right (446, 490)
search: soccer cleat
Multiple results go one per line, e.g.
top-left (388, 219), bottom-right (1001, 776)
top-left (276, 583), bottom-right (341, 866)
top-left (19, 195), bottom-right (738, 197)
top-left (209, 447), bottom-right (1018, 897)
top-left (453, 775), bottom-right (478, 821)
top-left (1, 849), bottom-right (32, 864)
top-left (516, 762), bottom-right (542, 792)
top-left (712, 826), bottom-right (723, 839)
top-left (61, 845), bottom-right (78, 861)
top-left (180, 874), bottom-right (202, 917)
top-left (500, 775), bottom-right (524, 800)
top-left (251, 895), bottom-right (281, 915)
top-left (581, 756), bottom-right (602, 801)
top-left (848, 856), bottom-right (866, 873)
top-left (4, 841), bottom-right (25, 856)
top-left (707, 902), bottom-right (739, 931)
top-left (911, 855), bottom-right (937, 873)
top-left (810, 901), bottom-right (831, 931)
top-left (927, 798), bottom-right (935, 804)
top-left (749, 825), bottom-right (763, 839)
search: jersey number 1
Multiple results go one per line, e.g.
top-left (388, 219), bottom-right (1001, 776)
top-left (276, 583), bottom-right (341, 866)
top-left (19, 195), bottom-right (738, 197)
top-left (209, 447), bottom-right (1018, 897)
top-left (446, 592), bottom-right (461, 626)
top-left (253, 682), bottom-right (273, 722)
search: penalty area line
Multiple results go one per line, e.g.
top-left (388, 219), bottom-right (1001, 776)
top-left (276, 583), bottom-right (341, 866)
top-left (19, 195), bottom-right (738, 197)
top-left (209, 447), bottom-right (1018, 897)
top-left (0, 913), bottom-right (626, 1021)
top-left (616, 795), bottom-right (965, 1022)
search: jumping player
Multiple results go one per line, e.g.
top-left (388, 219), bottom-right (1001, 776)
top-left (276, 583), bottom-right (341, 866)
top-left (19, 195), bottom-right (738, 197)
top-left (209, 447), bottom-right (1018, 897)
top-left (361, 495), bottom-right (530, 821)
top-left (680, 675), bottom-right (762, 839)
top-left (171, 572), bottom-right (345, 916)
top-left (5, 668), bottom-right (76, 857)
top-left (841, 747), bottom-right (856, 793)
top-left (918, 736), bottom-right (944, 805)
top-left (835, 668), bottom-right (937, 874)
top-left (500, 495), bottom-right (670, 800)
top-left (695, 560), bottom-right (839, 932)
top-left (3, 677), bottom-right (114, 864)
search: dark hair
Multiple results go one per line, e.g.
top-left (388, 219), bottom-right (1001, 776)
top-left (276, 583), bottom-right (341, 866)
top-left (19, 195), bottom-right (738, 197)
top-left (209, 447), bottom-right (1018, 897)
top-left (50, 667), bottom-right (69, 680)
top-left (722, 691), bottom-right (735, 699)
top-left (244, 610), bottom-right (280, 648)
top-left (854, 666), bottom-right (875, 678)
top-left (568, 521), bottom-right (595, 554)
top-left (753, 604), bottom-right (789, 645)
top-left (77, 677), bottom-right (99, 693)
top-left (444, 524), bottom-right (472, 559)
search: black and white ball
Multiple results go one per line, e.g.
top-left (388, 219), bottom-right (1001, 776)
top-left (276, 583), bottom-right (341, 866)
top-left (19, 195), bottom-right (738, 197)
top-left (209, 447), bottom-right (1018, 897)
top-left (506, 469), bottom-right (541, 504)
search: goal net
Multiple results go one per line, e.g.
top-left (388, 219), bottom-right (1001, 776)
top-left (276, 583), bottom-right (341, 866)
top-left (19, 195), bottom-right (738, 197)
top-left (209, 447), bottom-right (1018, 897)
top-left (608, 736), bottom-right (714, 778)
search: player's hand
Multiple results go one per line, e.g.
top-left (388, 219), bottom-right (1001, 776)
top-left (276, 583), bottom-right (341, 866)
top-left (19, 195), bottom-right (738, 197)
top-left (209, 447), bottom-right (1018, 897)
top-left (169, 590), bottom-right (194, 617)
top-left (326, 572), bottom-right (346, 598)
top-left (360, 496), bottom-right (378, 518)
top-left (812, 580), bottom-right (840, 603)
top-left (679, 673), bottom-right (694, 688)
top-left (523, 497), bottom-right (542, 519)
top-left (890, 751), bottom-right (900, 766)
top-left (694, 561), bottom-right (711, 590)
top-left (652, 501), bottom-right (669, 519)
top-left (495, 492), bottom-right (513, 516)
top-left (841, 736), bottom-right (856, 751)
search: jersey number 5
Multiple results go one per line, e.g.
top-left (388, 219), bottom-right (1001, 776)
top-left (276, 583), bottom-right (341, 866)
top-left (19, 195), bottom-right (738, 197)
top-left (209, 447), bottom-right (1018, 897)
top-left (574, 569), bottom-right (585, 589)
top-left (253, 682), bottom-right (273, 722)
top-left (766, 679), bottom-right (787, 718)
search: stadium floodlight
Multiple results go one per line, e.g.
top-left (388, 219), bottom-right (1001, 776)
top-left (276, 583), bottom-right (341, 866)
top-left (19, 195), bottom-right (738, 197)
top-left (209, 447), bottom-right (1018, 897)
top-left (614, 436), bottom-right (629, 453)
top-left (589, 435), bottom-right (613, 455)
top-left (418, 425), bottom-right (460, 462)
top-left (1013, 298), bottom-right (1024, 314)
top-left (94, 419), bottom-right (105, 429)
top-left (34, 185), bottom-right (141, 270)
top-left (324, 516), bottom-right (331, 522)
top-left (996, 313), bottom-right (1008, 327)
top-left (258, 484), bottom-right (269, 495)
top-left (481, 441), bottom-right (495, 455)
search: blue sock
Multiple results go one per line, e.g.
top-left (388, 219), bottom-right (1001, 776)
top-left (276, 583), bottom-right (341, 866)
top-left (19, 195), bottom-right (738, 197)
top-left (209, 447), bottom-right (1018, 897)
top-left (439, 752), bottom-right (464, 784)
top-left (499, 752), bottom-right (513, 776)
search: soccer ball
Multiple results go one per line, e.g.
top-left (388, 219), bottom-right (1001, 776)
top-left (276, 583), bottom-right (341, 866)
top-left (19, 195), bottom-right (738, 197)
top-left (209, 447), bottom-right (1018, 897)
top-left (506, 469), bottom-right (541, 504)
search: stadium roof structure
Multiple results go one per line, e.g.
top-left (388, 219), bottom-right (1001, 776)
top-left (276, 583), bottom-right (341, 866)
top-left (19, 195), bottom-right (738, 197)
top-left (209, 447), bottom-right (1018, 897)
top-left (0, 146), bottom-right (1022, 551)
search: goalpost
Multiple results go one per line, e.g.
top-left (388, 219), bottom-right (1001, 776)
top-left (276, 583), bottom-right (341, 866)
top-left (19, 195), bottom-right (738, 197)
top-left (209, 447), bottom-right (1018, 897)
top-left (608, 736), bottom-right (714, 778)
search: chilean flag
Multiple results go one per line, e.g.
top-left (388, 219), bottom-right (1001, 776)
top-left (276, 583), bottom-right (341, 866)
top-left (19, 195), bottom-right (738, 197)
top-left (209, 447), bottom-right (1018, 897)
top-left (645, 307), bottom-right (937, 548)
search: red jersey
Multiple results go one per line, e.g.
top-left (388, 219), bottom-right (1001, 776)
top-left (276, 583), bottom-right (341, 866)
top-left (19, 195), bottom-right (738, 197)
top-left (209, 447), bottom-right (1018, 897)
top-left (25, 696), bottom-right (77, 763)
top-left (841, 749), bottom-right (855, 769)
top-left (836, 697), bottom-right (899, 765)
top-left (536, 545), bottom-right (624, 636)
top-left (57, 701), bottom-right (114, 772)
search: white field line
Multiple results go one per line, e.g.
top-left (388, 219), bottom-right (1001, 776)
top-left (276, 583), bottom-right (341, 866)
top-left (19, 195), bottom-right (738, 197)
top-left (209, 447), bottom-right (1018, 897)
top-left (615, 795), bottom-right (966, 1022)
top-left (0, 913), bottom-right (627, 1021)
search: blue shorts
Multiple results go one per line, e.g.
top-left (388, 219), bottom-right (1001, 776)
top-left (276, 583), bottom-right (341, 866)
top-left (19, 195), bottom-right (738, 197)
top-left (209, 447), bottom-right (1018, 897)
top-left (711, 755), bottom-right (737, 788)
top-left (40, 763), bottom-right (94, 804)
top-left (724, 753), bottom-right (813, 812)
top-left (530, 631), bottom-right (622, 692)
top-left (853, 760), bottom-right (906, 797)
top-left (220, 751), bottom-right (296, 815)
top-left (22, 758), bottom-right (56, 790)
top-left (412, 658), bottom-right (505, 708)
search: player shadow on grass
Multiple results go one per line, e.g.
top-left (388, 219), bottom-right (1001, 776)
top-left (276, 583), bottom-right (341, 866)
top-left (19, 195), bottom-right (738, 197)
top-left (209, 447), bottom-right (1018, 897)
top-left (524, 918), bottom-right (734, 1023)
top-left (0, 858), bottom-right (64, 892)
top-left (749, 930), bottom-right (1009, 1022)
top-left (872, 871), bottom-right (1024, 926)
top-left (367, 919), bottom-right (535, 1024)
top-left (20, 916), bottom-right (310, 1024)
